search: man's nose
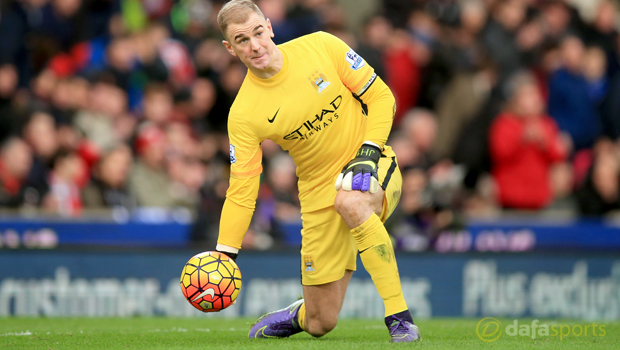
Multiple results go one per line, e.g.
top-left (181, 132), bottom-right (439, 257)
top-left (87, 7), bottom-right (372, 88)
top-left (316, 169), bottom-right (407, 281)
top-left (250, 38), bottom-right (261, 51)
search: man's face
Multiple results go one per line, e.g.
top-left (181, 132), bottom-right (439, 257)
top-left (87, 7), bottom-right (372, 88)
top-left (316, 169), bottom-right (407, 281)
top-left (222, 12), bottom-right (275, 72)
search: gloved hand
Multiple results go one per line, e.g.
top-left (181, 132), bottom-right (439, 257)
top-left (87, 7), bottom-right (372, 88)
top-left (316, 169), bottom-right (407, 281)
top-left (335, 144), bottom-right (381, 193)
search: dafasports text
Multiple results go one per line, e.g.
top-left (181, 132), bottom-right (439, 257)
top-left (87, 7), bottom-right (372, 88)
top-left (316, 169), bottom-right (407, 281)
top-left (476, 317), bottom-right (607, 342)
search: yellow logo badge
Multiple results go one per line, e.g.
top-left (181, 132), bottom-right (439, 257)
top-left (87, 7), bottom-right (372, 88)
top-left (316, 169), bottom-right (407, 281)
top-left (476, 317), bottom-right (502, 342)
top-left (303, 255), bottom-right (316, 273)
top-left (307, 69), bottom-right (331, 94)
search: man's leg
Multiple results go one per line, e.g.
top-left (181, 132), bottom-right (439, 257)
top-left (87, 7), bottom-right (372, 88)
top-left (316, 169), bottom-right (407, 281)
top-left (301, 270), bottom-right (353, 337)
top-left (334, 187), bottom-right (409, 317)
top-left (333, 151), bottom-right (420, 342)
top-left (249, 207), bottom-right (356, 339)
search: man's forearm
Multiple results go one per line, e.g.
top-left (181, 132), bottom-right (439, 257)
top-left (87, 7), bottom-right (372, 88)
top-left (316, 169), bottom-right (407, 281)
top-left (359, 76), bottom-right (396, 148)
top-left (217, 198), bottom-right (254, 249)
top-left (217, 175), bottom-right (260, 249)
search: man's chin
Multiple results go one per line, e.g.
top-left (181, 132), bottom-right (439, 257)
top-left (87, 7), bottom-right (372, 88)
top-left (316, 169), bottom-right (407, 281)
top-left (251, 56), bottom-right (270, 68)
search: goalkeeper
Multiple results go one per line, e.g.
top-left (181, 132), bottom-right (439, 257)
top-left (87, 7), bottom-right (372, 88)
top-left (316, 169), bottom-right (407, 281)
top-left (215, 0), bottom-right (420, 343)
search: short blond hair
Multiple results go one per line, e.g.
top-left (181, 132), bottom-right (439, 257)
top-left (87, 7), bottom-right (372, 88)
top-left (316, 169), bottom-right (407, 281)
top-left (217, 0), bottom-right (265, 39)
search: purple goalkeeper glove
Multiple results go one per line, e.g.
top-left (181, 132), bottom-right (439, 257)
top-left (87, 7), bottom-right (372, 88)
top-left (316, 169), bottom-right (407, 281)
top-left (335, 144), bottom-right (381, 193)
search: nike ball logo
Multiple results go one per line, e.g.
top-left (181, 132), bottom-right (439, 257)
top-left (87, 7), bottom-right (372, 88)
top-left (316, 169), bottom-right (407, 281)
top-left (191, 288), bottom-right (215, 302)
top-left (268, 108), bottom-right (280, 123)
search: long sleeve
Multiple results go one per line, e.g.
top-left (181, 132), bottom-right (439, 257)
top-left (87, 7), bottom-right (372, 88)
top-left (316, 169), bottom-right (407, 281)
top-left (220, 108), bottom-right (263, 249)
top-left (357, 75), bottom-right (396, 148)
top-left (217, 175), bottom-right (260, 249)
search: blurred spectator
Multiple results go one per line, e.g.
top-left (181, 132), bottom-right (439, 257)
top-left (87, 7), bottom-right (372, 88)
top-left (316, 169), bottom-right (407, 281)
top-left (601, 72), bottom-right (620, 141)
top-left (38, 0), bottom-right (83, 50)
top-left (400, 108), bottom-right (437, 168)
top-left (220, 62), bottom-right (246, 99)
top-left (576, 139), bottom-right (620, 216)
top-left (129, 122), bottom-right (195, 208)
top-left (167, 154), bottom-right (205, 208)
top-left (188, 77), bottom-right (217, 134)
top-left (172, 0), bottom-right (215, 54)
top-left (81, 0), bottom-right (120, 40)
top-left (386, 167), bottom-right (432, 252)
top-left (382, 0), bottom-right (417, 29)
top-left (132, 28), bottom-right (170, 84)
top-left (480, 0), bottom-right (527, 79)
top-left (258, 0), bottom-right (321, 45)
top-left (0, 64), bottom-right (20, 142)
top-left (22, 111), bottom-right (60, 203)
top-left (31, 69), bottom-right (59, 104)
top-left (389, 132), bottom-right (419, 170)
top-left (355, 15), bottom-right (392, 80)
top-left (548, 35), bottom-right (602, 150)
top-left (583, 0), bottom-right (619, 78)
top-left (194, 39), bottom-right (234, 78)
top-left (74, 80), bottom-right (128, 152)
top-left (0, 1), bottom-right (28, 72)
top-left (490, 72), bottom-right (569, 209)
top-left (582, 45), bottom-right (608, 105)
top-left (539, 1), bottom-right (573, 43)
top-left (104, 36), bottom-right (136, 90)
top-left (266, 153), bottom-right (300, 222)
top-left (547, 161), bottom-right (576, 213)
top-left (442, 0), bottom-right (488, 73)
top-left (165, 121), bottom-right (208, 209)
top-left (384, 29), bottom-right (421, 124)
top-left (415, 13), bottom-right (454, 110)
top-left (129, 123), bottom-right (174, 207)
top-left (432, 58), bottom-right (496, 161)
top-left (146, 22), bottom-right (195, 88)
top-left (82, 143), bottom-right (134, 209)
top-left (141, 83), bottom-right (173, 126)
top-left (254, 152), bottom-right (300, 246)
top-left (50, 77), bottom-right (80, 124)
top-left (42, 148), bottom-right (86, 216)
top-left (0, 137), bottom-right (33, 207)
top-left (190, 133), bottom-right (229, 245)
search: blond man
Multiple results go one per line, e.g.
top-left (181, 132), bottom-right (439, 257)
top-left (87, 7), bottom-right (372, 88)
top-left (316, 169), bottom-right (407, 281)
top-left (214, 0), bottom-right (420, 342)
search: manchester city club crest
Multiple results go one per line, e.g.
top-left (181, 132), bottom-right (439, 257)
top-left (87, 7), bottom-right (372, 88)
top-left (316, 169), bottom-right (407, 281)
top-left (303, 255), bottom-right (316, 273)
top-left (307, 69), bottom-right (331, 94)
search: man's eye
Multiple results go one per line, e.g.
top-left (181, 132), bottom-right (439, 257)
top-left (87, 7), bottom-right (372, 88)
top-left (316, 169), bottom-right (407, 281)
top-left (257, 32), bottom-right (262, 36)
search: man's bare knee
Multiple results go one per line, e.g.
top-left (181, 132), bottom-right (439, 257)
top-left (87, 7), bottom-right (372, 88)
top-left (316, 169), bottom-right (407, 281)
top-left (334, 190), bottom-right (383, 228)
top-left (305, 315), bottom-right (338, 337)
top-left (334, 191), bottom-right (368, 217)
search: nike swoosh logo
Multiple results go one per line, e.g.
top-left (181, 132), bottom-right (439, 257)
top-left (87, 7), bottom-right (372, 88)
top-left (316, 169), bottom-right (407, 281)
top-left (191, 288), bottom-right (215, 302)
top-left (268, 108), bottom-right (280, 123)
top-left (359, 245), bottom-right (374, 254)
top-left (259, 326), bottom-right (276, 338)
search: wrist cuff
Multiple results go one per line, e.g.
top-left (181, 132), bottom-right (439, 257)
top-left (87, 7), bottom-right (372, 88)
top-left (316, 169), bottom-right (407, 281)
top-left (216, 243), bottom-right (239, 254)
top-left (357, 144), bottom-right (381, 162)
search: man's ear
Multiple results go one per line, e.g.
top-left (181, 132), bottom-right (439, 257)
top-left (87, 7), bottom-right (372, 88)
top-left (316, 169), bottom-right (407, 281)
top-left (222, 40), bottom-right (237, 57)
top-left (266, 18), bottom-right (275, 38)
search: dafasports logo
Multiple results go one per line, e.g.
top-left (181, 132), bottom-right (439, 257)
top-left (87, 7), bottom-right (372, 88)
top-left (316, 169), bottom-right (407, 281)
top-left (476, 318), bottom-right (607, 342)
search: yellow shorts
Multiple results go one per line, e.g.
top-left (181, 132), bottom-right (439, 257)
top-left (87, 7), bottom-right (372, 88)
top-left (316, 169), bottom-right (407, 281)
top-left (300, 146), bottom-right (402, 285)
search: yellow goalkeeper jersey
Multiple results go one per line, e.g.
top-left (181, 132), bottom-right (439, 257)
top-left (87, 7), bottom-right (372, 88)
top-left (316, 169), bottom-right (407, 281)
top-left (219, 31), bottom-right (395, 249)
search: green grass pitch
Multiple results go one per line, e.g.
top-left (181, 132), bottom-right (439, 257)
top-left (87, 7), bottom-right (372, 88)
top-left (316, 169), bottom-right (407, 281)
top-left (1, 318), bottom-right (618, 349)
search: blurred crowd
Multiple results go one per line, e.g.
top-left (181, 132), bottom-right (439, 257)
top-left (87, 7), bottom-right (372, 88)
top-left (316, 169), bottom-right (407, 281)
top-left (1, 0), bottom-right (620, 250)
